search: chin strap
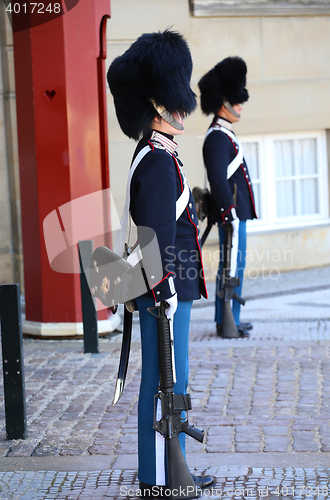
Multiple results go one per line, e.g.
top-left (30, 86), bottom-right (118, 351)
top-left (150, 100), bottom-right (184, 131)
top-left (223, 100), bottom-right (240, 119)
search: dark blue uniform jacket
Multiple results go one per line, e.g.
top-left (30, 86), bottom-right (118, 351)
top-left (130, 131), bottom-right (207, 303)
top-left (203, 117), bottom-right (257, 224)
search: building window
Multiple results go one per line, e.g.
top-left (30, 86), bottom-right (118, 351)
top-left (274, 138), bottom-right (319, 218)
top-left (241, 131), bottom-right (329, 231)
top-left (242, 141), bottom-right (262, 219)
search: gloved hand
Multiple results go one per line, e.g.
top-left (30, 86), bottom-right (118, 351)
top-left (156, 293), bottom-right (178, 319)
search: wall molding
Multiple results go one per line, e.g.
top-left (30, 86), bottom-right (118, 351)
top-left (189, 0), bottom-right (330, 17)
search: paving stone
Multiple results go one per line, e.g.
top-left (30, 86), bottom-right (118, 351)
top-left (262, 426), bottom-right (288, 435)
top-left (263, 436), bottom-right (290, 452)
top-left (234, 442), bottom-right (261, 452)
top-left (1, 267), bottom-right (330, 497)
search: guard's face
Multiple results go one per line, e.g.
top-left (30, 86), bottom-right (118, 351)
top-left (218, 103), bottom-right (242, 123)
top-left (231, 103), bottom-right (242, 120)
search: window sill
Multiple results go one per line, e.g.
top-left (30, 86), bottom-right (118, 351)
top-left (247, 218), bottom-right (330, 235)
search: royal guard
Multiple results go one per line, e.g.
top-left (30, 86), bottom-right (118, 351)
top-left (107, 30), bottom-right (214, 498)
top-left (198, 57), bottom-right (257, 339)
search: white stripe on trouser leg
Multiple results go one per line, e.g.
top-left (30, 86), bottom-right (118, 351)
top-left (155, 398), bottom-right (166, 486)
top-left (230, 223), bottom-right (239, 278)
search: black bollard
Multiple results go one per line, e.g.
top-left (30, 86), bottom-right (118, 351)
top-left (78, 240), bottom-right (99, 354)
top-left (0, 284), bottom-right (27, 440)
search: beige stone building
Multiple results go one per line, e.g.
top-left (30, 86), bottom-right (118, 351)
top-left (1, 0), bottom-right (330, 289)
top-left (0, 7), bottom-right (22, 286)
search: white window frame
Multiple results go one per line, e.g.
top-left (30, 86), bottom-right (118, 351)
top-left (240, 130), bottom-right (329, 233)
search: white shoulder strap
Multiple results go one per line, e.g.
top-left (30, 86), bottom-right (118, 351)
top-left (205, 126), bottom-right (244, 179)
top-left (114, 145), bottom-right (190, 257)
top-left (176, 169), bottom-right (190, 220)
top-left (113, 146), bottom-right (151, 256)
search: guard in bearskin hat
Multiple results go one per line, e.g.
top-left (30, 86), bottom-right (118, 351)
top-left (198, 57), bottom-right (257, 339)
top-left (107, 30), bottom-right (214, 497)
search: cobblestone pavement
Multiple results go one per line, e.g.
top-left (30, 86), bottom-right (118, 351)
top-left (1, 466), bottom-right (330, 499)
top-left (0, 265), bottom-right (330, 499)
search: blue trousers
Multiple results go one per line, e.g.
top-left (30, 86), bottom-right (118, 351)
top-left (215, 220), bottom-right (246, 326)
top-left (136, 296), bottom-right (192, 486)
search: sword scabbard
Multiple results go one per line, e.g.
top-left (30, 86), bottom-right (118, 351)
top-left (112, 306), bottom-right (133, 405)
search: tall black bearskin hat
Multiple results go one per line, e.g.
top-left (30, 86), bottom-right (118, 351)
top-left (198, 56), bottom-right (249, 115)
top-left (107, 29), bottom-right (196, 141)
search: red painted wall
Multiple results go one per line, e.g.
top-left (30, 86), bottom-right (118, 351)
top-left (13, 0), bottom-right (111, 323)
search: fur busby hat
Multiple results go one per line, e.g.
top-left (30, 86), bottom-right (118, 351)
top-left (198, 56), bottom-right (249, 115)
top-left (107, 29), bottom-right (196, 141)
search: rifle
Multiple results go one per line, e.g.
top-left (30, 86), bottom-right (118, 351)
top-left (217, 185), bottom-right (245, 338)
top-left (192, 186), bottom-right (216, 248)
top-left (148, 302), bottom-right (204, 500)
top-left (217, 224), bottom-right (246, 338)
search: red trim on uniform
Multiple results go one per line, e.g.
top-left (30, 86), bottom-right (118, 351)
top-left (151, 272), bottom-right (175, 302)
top-left (227, 134), bottom-right (239, 154)
top-left (150, 272), bottom-right (174, 289)
top-left (147, 140), bottom-right (155, 152)
top-left (240, 165), bottom-right (258, 218)
top-left (173, 154), bottom-right (207, 298)
top-left (185, 206), bottom-right (208, 299)
top-left (172, 156), bottom-right (184, 192)
top-left (222, 130), bottom-right (257, 219)
top-left (221, 204), bottom-right (235, 223)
